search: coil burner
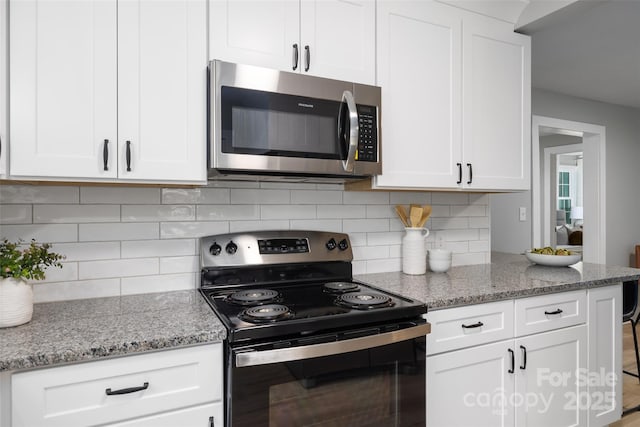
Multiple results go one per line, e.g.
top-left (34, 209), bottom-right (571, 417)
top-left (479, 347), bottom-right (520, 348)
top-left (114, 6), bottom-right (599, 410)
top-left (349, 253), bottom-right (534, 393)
top-left (323, 281), bottom-right (360, 294)
top-left (239, 304), bottom-right (293, 323)
top-left (337, 292), bottom-right (395, 310)
top-left (227, 289), bottom-right (280, 306)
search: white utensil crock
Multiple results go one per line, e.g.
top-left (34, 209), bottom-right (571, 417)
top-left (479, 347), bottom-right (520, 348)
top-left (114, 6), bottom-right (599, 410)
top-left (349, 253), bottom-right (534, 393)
top-left (402, 227), bottom-right (430, 275)
top-left (0, 277), bottom-right (34, 328)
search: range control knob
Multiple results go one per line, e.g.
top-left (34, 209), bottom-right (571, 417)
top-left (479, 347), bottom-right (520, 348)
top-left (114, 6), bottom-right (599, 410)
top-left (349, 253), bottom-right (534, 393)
top-left (209, 242), bottom-right (222, 256)
top-left (226, 241), bottom-right (238, 255)
top-left (338, 239), bottom-right (349, 251)
top-left (326, 238), bottom-right (337, 251)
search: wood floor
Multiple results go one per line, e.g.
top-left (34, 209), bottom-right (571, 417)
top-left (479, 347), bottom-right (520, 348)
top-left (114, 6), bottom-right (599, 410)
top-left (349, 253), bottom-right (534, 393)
top-left (611, 323), bottom-right (640, 426)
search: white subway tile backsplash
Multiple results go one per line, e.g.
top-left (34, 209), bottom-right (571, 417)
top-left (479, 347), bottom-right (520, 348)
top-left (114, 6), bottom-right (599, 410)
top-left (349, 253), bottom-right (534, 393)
top-left (33, 279), bottom-right (121, 303)
top-left (343, 191), bottom-right (389, 205)
top-left (432, 193), bottom-right (469, 205)
top-left (160, 256), bottom-right (199, 274)
top-left (122, 205), bottom-right (195, 222)
top-left (1, 184), bottom-right (490, 302)
top-left (451, 205), bottom-right (486, 217)
top-left (230, 189), bottom-right (290, 204)
top-left (121, 239), bottom-right (195, 258)
top-left (162, 188), bottom-right (230, 204)
top-left (343, 219), bottom-right (389, 233)
top-left (0, 224), bottom-right (78, 242)
top-left (291, 190), bottom-right (342, 205)
top-left (34, 204), bottom-right (120, 223)
top-left (79, 258), bottom-right (159, 280)
top-left (121, 273), bottom-right (197, 295)
top-left (389, 192), bottom-right (432, 205)
top-left (0, 185), bottom-right (79, 204)
top-left (365, 205), bottom-right (395, 219)
top-left (317, 205), bottom-right (365, 219)
top-left (289, 219), bottom-right (342, 232)
top-left (81, 187), bottom-right (160, 204)
top-left (0, 205), bottom-right (32, 224)
top-left (197, 205), bottom-right (259, 221)
top-left (52, 242), bottom-right (121, 262)
top-left (80, 223), bottom-right (158, 241)
top-left (160, 221), bottom-right (229, 239)
top-left (469, 217), bottom-right (490, 228)
top-left (229, 220), bottom-right (290, 233)
top-left (261, 205), bottom-right (316, 220)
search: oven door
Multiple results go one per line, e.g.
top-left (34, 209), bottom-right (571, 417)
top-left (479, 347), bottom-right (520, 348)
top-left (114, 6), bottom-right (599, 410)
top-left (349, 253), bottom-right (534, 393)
top-left (227, 321), bottom-right (428, 427)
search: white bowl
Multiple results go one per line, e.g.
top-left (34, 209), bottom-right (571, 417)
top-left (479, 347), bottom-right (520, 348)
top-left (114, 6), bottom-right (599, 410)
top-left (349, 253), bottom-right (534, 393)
top-left (524, 250), bottom-right (582, 267)
top-left (429, 258), bottom-right (451, 273)
top-left (429, 249), bottom-right (452, 260)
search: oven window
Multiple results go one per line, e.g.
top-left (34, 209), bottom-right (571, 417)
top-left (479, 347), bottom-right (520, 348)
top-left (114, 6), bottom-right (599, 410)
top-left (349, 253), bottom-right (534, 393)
top-left (229, 338), bottom-right (426, 427)
top-left (221, 86), bottom-right (343, 160)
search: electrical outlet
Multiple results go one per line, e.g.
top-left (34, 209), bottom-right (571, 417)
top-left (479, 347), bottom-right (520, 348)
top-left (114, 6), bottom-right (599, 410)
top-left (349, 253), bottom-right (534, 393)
top-left (519, 207), bottom-right (526, 222)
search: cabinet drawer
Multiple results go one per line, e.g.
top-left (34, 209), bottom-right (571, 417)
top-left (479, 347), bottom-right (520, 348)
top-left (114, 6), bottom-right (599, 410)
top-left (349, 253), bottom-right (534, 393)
top-left (426, 300), bottom-right (514, 355)
top-left (12, 344), bottom-right (222, 427)
top-left (514, 290), bottom-right (586, 336)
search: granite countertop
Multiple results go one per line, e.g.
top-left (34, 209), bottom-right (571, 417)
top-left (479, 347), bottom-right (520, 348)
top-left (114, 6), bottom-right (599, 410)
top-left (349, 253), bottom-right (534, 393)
top-left (356, 252), bottom-right (640, 310)
top-left (0, 290), bottom-right (226, 372)
top-left (3, 253), bottom-right (640, 373)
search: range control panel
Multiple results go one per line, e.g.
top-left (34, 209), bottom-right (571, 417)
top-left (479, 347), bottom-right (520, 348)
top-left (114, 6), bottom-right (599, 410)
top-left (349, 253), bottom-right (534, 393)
top-left (200, 230), bottom-right (352, 268)
top-left (258, 238), bottom-right (309, 254)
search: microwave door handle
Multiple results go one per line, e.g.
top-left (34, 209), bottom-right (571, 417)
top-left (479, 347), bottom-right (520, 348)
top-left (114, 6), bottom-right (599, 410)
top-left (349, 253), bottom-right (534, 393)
top-left (340, 90), bottom-right (359, 173)
top-left (235, 323), bottom-right (430, 368)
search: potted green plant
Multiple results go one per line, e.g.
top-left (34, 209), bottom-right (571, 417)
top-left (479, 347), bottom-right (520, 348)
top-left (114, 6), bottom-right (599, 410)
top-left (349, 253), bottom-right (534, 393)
top-left (0, 239), bottom-right (64, 327)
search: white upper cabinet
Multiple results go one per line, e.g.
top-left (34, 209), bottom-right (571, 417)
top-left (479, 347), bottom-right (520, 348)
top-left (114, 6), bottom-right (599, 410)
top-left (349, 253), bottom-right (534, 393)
top-left (117, 0), bottom-right (207, 183)
top-left (9, 0), bottom-right (207, 184)
top-left (374, 0), bottom-right (530, 191)
top-left (462, 14), bottom-right (531, 191)
top-left (375, 1), bottom-right (462, 189)
top-left (0, 0), bottom-right (8, 178)
top-left (9, 0), bottom-right (118, 179)
top-left (210, 0), bottom-right (375, 85)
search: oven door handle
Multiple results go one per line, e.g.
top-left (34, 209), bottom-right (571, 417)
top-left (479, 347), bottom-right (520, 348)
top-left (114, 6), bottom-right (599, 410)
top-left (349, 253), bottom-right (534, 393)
top-left (235, 323), bottom-right (430, 368)
top-left (339, 90), bottom-right (359, 173)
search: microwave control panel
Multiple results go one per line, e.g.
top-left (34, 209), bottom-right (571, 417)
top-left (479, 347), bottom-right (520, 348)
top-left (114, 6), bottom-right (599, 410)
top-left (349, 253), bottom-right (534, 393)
top-left (356, 105), bottom-right (378, 162)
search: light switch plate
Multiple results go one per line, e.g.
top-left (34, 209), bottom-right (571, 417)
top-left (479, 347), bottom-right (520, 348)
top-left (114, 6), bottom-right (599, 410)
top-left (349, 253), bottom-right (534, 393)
top-left (519, 207), bottom-right (526, 222)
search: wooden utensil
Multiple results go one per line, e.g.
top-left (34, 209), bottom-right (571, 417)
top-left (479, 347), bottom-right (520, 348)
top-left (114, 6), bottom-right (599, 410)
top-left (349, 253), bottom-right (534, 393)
top-left (409, 205), bottom-right (422, 228)
top-left (395, 205), bottom-right (410, 227)
top-left (418, 205), bottom-right (432, 228)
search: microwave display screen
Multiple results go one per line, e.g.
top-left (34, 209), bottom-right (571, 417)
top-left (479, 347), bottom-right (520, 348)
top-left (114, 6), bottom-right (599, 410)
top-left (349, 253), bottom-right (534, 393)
top-left (221, 86), bottom-right (343, 160)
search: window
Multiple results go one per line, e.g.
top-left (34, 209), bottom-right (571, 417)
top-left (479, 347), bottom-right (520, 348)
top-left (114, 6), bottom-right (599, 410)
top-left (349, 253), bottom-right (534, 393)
top-left (557, 168), bottom-right (576, 223)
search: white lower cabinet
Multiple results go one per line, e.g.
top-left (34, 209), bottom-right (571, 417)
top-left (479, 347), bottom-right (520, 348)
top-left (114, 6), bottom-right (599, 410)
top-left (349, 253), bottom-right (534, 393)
top-left (426, 285), bottom-right (621, 427)
top-left (11, 344), bottom-right (223, 427)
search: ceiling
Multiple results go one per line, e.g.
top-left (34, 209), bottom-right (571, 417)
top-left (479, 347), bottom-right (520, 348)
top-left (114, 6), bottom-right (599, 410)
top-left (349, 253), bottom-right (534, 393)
top-left (523, 0), bottom-right (640, 109)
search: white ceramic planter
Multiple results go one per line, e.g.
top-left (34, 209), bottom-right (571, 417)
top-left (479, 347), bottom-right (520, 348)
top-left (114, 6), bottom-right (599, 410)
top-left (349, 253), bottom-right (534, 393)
top-left (0, 277), bottom-right (34, 328)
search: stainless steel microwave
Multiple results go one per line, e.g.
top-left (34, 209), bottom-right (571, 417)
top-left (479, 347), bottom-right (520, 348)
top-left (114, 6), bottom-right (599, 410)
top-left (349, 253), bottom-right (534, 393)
top-left (208, 60), bottom-right (381, 182)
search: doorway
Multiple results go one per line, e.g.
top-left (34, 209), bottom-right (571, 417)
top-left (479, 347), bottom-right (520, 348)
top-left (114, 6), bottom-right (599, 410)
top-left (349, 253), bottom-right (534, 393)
top-left (532, 115), bottom-right (606, 264)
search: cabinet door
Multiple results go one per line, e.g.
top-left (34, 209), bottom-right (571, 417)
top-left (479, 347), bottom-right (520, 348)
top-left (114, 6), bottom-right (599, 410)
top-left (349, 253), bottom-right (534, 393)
top-left (0, 0), bottom-right (7, 177)
top-left (9, 0), bottom-right (117, 179)
top-left (300, 0), bottom-right (375, 84)
top-left (461, 13), bottom-right (531, 191)
top-left (587, 285), bottom-right (622, 426)
top-left (210, 0), bottom-right (300, 72)
top-left (118, 0), bottom-right (207, 183)
top-left (515, 325), bottom-right (587, 427)
top-left (427, 340), bottom-right (515, 427)
top-left (374, 1), bottom-right (462, 189)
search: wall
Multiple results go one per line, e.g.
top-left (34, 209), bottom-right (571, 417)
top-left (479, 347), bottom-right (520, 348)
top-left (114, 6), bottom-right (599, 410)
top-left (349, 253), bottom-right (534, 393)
top-left (0, 182), bottom-right (490, 303)
top-left (491, 88), bottom-right (640, 267)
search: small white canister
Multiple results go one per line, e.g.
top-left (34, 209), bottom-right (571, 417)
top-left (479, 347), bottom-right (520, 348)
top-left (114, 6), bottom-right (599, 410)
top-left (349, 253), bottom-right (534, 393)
top-left (402, 227), bottom-right (430, 275)
top-left (429, 248), bottom-right (452, 273)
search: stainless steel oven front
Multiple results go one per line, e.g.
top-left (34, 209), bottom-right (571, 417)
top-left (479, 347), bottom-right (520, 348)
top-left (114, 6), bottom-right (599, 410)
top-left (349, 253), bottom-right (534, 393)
top-left (208, 60), bottom-right (382, 181)
top-left (227, 321), bottom-right (428, 427)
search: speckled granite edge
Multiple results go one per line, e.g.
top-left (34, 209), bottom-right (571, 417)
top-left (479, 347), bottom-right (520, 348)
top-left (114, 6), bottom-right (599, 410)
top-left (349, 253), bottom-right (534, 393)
top-left (0, 290), bottom-right (226, 372)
